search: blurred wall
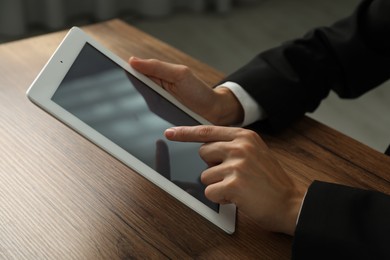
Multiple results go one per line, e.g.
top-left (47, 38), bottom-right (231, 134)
top-left (0, 0), bottom-right (254, 39)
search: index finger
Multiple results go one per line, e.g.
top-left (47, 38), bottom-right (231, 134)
top-left (164, 125), bottom-right (238, 143)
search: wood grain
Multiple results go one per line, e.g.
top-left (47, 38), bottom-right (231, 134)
top-left (0, 19), bottom-right (389, 259)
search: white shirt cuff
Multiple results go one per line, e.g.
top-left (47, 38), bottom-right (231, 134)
top-left (216, 81), bottom-right (266, 126)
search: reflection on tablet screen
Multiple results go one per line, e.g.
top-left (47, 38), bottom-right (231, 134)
top-left (52, 43), bottom-right (219, 212)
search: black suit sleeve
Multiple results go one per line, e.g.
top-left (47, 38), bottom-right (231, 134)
top-left (292, 181), bottom-right (390, 260)
top-left (223, 0), bottom-right (390, 131)
top-left (221, 0), bottom-right (390, 257)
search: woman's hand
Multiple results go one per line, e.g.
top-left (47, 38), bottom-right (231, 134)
top-left (165, 125), bottom-right (307, 235)
top-left (129, 57), bottom-right (244, 126)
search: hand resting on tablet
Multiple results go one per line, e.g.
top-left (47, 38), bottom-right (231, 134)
top-left (129, 57), bottom-right (244, 126)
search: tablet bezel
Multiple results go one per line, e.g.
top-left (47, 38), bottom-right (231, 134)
top-left (26, 27), bottom-right (236, 234)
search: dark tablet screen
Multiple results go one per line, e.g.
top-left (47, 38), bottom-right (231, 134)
top-left (52, 43), bottom-right (218, 212)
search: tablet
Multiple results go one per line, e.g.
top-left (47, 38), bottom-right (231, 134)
top-left (26, 27), bottom-right (236, 234)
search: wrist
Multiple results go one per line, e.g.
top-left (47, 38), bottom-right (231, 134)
top-left (283, 184), bottom-right (307, 236)
top-left (212, 87), bottom-right (244, 126)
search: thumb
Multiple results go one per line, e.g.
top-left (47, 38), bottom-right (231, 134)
top-left (129, 57), bottom-right (184, 83)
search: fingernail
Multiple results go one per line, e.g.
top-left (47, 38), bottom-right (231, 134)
top-left (130, 56), bottom-right (139, 61)
top-left (164, 128), bottom-right (175, 138)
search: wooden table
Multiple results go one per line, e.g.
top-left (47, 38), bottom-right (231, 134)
top-left (1, 19), bottom-right (389, 259)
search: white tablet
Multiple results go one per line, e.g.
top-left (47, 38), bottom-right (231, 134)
top-left (26, 27), bottom-right (236, 234)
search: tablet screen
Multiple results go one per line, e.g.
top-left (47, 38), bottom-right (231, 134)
top-left (51, 43), bottom-right (218, 212)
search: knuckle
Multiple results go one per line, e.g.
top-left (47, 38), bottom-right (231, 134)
top-left (227, 145), bottom-right (245, 157)
top-left (148, 58), bottom-right (159, 66)
top-left (226, 160), bottom-right (244, 175)
top-left (228, 142), bottom-right (253, 158)
top-left (198, 126), bottom-right (213, 138)
top-left (147, 59), bottom-right (161, 74)
top-left (177, 65), bottom-right (191, 75)
top-left (175, 65), bottom-right (192, 80)
top-left (235, 129), bottom-right (266, 151)
top-left (174, 127), bottom-right (186, 139)
top-left (224, 178), bottom-right (238, 191)
top-left (224, 174), bottom-right (242, 194)
top-left (239, 129), bottom-right (259, 140)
